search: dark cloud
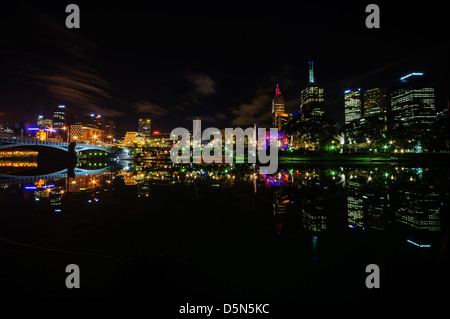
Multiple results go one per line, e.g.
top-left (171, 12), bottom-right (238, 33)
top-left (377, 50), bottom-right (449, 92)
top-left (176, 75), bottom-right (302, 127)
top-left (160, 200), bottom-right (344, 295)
top-left (2, 2), bottom-right (123, 118)
top-left (231, 91), bottom-right (272, 127)
top-left (131, 100), bottom-right (170, 118)
top-left (186, 73), bottom-right (216, 96)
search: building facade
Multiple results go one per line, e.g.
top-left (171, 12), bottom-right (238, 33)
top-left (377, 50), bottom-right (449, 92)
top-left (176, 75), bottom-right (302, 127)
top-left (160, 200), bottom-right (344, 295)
top-left (272, 84), bottom-right (286, 129)
top-left (363, 88), bottom-right (388, 117)
top-left (138, 119), bottom-right (152, 136)
top-left (300, 62), bottom-right (324, 115)
top-left (69, 124), bottom-right (104, 143)
top-left (390, 74), bottom-right (435, 134)
top-left (344, 89), bottom-right (362, 124)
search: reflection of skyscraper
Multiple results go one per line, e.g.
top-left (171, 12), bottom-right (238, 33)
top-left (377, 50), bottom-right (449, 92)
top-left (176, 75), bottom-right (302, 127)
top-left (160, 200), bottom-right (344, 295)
top-left (273, 188), bottom-right (288, 215)
top-left (300, 62), bottom-right (324, 115)
top-left (272, 84), bottom-right (286, 129)
top-left (298, 170), bottom-right (327, 232)
top-left (344, 89), bottom-right (362, 124)
top-left (137, 181), bottom-right (151, 198)
top-left (347, 176), bottom-right (364, 229)
top-left (346, 169), bottom-right (390, 230)
top-left (395, 188), bottom-right (441, 231)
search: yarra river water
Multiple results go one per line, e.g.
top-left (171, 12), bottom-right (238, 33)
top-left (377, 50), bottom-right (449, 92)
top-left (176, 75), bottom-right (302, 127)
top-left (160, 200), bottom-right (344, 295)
top-left (0, 158), bottom-right (448, 299)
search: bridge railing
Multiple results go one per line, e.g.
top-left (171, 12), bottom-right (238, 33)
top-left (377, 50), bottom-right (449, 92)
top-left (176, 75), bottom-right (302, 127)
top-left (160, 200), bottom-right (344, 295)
top-left (0, 136), bottom-right (68, 147)
top-left (0, 136), bottom-right (113, 152)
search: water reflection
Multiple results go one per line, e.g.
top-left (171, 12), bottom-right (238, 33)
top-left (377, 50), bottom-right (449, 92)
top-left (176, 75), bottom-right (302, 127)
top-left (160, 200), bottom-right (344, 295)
top-left (0, 160), bottom-right (448, 298)
top-left (1, 162), bottom-right (447, 234)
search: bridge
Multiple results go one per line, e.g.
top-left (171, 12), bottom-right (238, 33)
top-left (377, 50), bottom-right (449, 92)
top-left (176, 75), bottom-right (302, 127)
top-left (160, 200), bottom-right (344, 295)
top-left (0, 137), bottom-right (112, 153)
top-left (0, 167), bottom-right (112, 185)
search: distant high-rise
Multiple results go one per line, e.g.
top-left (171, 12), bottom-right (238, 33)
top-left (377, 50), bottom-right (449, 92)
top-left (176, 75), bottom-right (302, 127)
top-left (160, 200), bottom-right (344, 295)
top-left (272, 84), bottom-right (286, 129)
top-left (344, 89), bottom-right (362, 124)
top-left (300, 62), bottom-right (324, 115)
top-left (363, 88), bottom-right (388, 117)
top-left (390, 73), bottom-right (435, 133)
top-left (53, 105), bottom-right (66, 129)
top-left (104, 119), bottom-right (116, 140)
top-left (138, 118), bottom-right (152, 136)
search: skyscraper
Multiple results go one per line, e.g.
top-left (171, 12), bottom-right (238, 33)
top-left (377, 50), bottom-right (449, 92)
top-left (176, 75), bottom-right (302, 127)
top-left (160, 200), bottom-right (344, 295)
top-left (104, 119), bottom-right (116, 140)
top-left (344, 89), bottom-right (362, 124)
top-left (300, 62), bottom-right (324, 115)
top-left (53, 105), bottom-right (66, 129)
top-left (272, 84), bottom-right (286, 129)
top-left (390, 73), bottom-right (435, 133)
top-left (363, 88), bottom-right (388, 117)
top-left (138, 118), bottom-right (152, 136)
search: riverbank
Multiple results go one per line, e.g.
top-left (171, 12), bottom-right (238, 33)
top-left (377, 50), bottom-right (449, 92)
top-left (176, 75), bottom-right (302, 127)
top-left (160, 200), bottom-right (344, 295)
top-left (279, 152), bottom-right (450, 163)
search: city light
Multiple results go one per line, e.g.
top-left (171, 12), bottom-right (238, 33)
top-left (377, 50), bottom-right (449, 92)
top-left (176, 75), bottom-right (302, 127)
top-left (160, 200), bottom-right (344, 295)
top-left (400, 72), bottom-right (423, 82)
top-left (407, 239), bottom-right (430, 248)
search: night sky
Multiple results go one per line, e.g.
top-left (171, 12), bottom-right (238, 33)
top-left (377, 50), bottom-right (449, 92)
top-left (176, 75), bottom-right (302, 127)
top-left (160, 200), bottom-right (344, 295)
top-left (1, 0), bottom-right (448, 137)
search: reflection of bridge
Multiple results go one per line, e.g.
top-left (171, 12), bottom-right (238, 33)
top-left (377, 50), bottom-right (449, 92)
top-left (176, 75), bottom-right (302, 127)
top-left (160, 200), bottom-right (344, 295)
top-left (0, 137), bottom-right (112, 153)
top-left (0, 167), bottom-right (111, 185)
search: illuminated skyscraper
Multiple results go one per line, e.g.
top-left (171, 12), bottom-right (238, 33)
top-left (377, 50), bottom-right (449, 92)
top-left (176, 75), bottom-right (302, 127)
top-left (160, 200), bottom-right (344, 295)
top-left (363, 88), bottom-right (388, 117)
top-left (272, 84), bottom-right (286, 129)
top-left (390, 73), bottom-right (435, 133)
top-left (344, 89), bottom-right (362, 124)
top-left (300, 62), bottom-right (324, 115)
top-left (53, 105), bottom-right (66, 129)
top-left (104, 119), bottom-right (116, 140)
top-left (138, 118), bottom-right (152, 136)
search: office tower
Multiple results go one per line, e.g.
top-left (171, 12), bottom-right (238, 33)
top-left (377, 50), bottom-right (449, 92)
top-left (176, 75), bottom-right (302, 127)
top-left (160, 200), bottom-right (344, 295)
top-left (75, 113), bottom-right (102, 129)
top-left (104, 119), bottom-right (116, 140)
top-left (344, 89), bottom-right (362, 124)
top-left (363, 88), bottom-right (388, 117)
top-left (272, 84), bottom-right (286, 129)
top-left (138, 118), bottom-right (152, 136)
top-left (390, 73), bottom-right (435, 133)
top-left (53, 105), bottom-right (66, 129)
top-left (300, 62), bottom-right (324, 115)
top-left (37, 114), bottom-right (45, 127)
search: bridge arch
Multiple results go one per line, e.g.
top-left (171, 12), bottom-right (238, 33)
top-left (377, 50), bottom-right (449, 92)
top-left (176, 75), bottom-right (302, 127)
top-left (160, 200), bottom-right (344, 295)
top-left (0, 137), bottom-right (112, 153)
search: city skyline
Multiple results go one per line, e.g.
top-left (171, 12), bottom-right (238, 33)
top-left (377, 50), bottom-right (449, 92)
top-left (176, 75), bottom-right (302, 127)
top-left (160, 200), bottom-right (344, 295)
top-left (1, 1), bottom-right (448, 304)
top-left (0, 1), bottom-right (448, 137)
